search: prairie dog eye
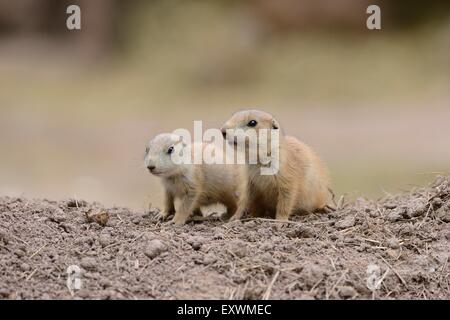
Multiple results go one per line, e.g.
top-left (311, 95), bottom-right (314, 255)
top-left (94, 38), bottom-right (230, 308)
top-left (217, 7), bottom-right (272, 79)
top-left (167, 146), bottom-right (174, 154)
top-left (247, 120), bottom-right (257, 127)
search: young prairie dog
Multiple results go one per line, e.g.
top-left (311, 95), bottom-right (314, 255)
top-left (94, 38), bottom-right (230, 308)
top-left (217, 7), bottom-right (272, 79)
top-left (221, 109), bottom-right (331, 221)
top-left (144, 133), bottom-right (238, 225)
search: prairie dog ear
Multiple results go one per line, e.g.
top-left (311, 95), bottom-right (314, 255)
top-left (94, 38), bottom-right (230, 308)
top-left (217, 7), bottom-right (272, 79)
top-left (174, 134), bottom-right (187, 147)
top-left (271, 119), bottom-right (280, 130)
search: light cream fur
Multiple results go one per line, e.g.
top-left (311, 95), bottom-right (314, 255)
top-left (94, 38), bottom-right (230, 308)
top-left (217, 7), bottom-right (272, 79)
top-left (145, 133), bottom-right (238, 225)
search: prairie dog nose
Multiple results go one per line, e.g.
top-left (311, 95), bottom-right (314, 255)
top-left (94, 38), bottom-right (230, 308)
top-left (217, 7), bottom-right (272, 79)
top-left (147, 165), bottom-right (156, 172)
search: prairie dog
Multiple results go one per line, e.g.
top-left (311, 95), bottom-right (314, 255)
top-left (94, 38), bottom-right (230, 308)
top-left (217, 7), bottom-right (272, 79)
top-left (144, 133), bottom-right (238, 225)
top-left (220, 109), bottom-right (331, 221)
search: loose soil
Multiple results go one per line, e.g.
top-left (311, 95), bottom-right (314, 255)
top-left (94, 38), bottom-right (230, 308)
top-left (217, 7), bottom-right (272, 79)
top-left (0, 177), bottom-right (449, 299)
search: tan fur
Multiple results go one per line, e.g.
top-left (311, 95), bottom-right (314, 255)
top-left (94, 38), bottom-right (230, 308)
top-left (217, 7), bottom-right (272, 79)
top-left (145, 133), bottom-right (238, 225)
top-left (221, 109), bottom-right (331, 221)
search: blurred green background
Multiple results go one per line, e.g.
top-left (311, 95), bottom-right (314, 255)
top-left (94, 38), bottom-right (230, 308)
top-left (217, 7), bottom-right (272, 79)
top-left (0, 0), bottom-right (449, 210)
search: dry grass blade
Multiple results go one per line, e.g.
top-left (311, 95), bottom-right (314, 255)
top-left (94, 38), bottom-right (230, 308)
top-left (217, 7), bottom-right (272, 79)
top-left (262, 270), bottom-right (280, 300)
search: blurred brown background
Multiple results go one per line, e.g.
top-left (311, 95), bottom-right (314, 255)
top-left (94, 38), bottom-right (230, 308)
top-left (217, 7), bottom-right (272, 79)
top-left (0, 0), bottom-right (449, 210)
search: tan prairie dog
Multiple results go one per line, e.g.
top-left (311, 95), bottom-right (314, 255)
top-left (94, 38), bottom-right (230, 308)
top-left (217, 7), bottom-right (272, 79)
top-left (220, 109), bottom-right (331, 221)
top-left (144, 133), bottom-right (238, 225)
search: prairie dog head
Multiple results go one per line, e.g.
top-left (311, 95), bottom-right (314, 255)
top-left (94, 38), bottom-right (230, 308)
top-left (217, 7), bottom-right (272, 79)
top-left (220, 109), bottom-right (281, 174)
top-left (221, 109), bottom-right (281, 147)
top-left (144, 133), bottom-right (186, 178)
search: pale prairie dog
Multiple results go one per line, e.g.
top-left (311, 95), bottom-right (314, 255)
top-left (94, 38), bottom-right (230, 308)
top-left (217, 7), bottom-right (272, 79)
top-left (144, 133), bottom-right (238, 225)
top-left (220, 109), bottom-right (331, 221)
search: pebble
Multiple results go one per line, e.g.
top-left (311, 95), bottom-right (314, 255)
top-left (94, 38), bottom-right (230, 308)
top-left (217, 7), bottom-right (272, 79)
top-left (431, 197), bottom-right (442, 208)
top-left (80, 257), bottom-right (97, 270)
top-left (387, 238), bottom-right (400, 249)
top-left (335, 216), bottom-right (355, 230)
top-left (339, 286), bottom-right (357, 298)
top-left (144, 239), bottom-right (167, 259)
top-left (386, 249), bottom-right (399, 259)
top-left (51, 208), bottom-right (67, 223)
top-left (99, 278), bottom-right (112, 288)
top-left (99, 234), bottom-right (111, 247)
top-left (384, 203), bottom-right (397, 209)
top-left (20, 263), bottom-right (31, 271)
top-left (131, 216), bottom-right (141, 225)
top-left (202, 254), bottom-right (217, 265)
top-left (387, 211), bottom-right (401, 222)
top-left (0, 289), bottom-right (11, 298)
top-left (14, 250), bottom-right (25, 258)
top-left (76, 289), bottom-right (90, 298)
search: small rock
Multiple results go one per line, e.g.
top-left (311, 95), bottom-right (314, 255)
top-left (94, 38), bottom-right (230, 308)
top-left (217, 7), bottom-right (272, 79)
top-left (51, 208), bottom-right (67, 223)
top-left (410, 205), bottom-right (427, 218)
top-left (77, 289), bottom-right (91, 298)
top-left (20, 263), bottom-right (31, 271)
top-left (335, 216), bottom-right (355, 230)
top-left (85, 210), bottom-right (109, 226)
top-left (0, 289), bottom-right (11, 298)
top-left (202, 254), bottom-right (217, 265)
top-left (385, 249), bottom-right (399, 259)
top-left (14, 250), bottom-right (25, 258)
top-left (99, 234), bottom-right (111, 247)
top-left (431, 197), bottom-right (443, 209)
top-left (339, 286), bottom-right (357, 299)
top-left (386, 238), bottom-right (400, 249)
top-left (445, 231), bottom-right (450, 240)
top-left (131, 216), bottom-right (142, 225)
top-left (442, 214), bottom-right (450, 223)
top-left (144, 239), bottom-right (167, 259)
top-left (387, 211), bottom-right (401, 222)
top-left (99, 278), bottom-right (112, 288)
top-left (384, 203), bottom-right (397, 209)
top-left (80, 257), bottom-right (97, 270)
top-left (243, 287), bottom-right (263, 300)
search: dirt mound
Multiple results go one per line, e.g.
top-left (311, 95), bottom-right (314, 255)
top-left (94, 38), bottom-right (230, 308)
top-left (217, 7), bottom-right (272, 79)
top-left (0, 177), bottom-right (449, 299)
